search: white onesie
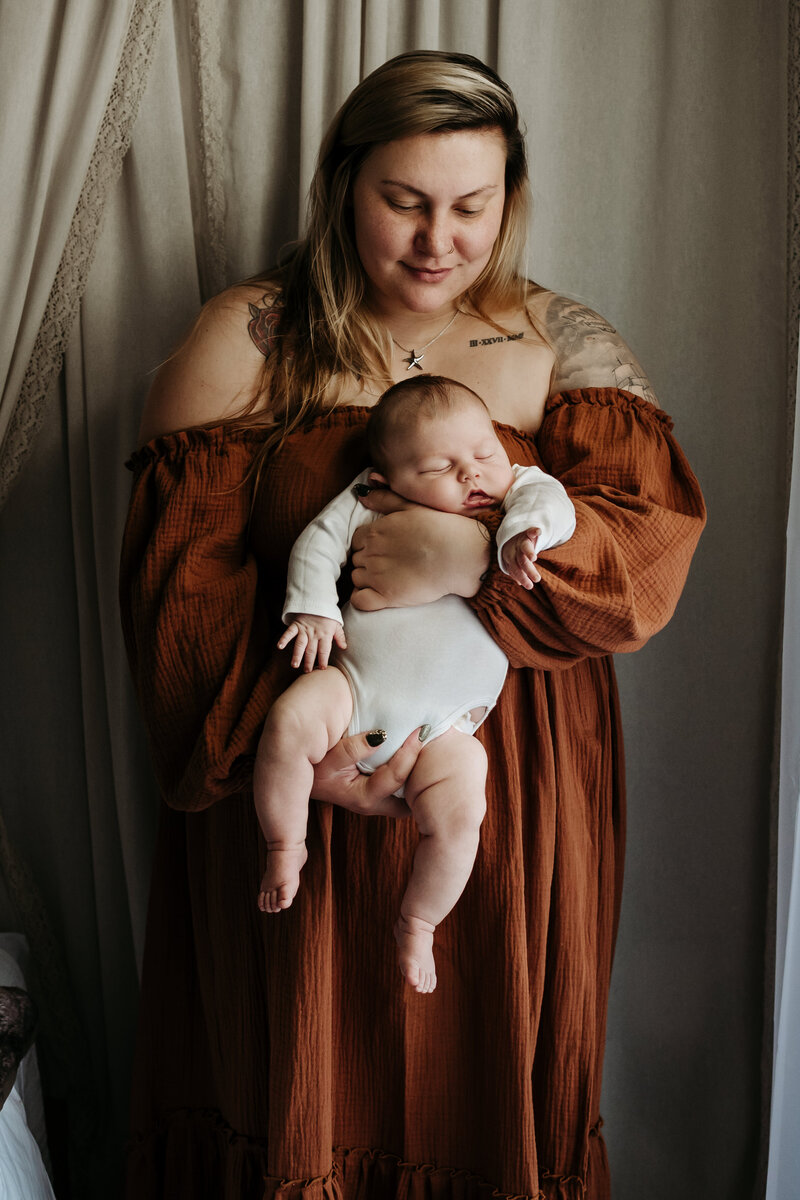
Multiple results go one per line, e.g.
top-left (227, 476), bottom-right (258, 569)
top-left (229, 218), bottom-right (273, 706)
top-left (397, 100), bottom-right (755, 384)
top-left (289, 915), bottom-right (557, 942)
top-left (282, 465), bottom-right (576, 771)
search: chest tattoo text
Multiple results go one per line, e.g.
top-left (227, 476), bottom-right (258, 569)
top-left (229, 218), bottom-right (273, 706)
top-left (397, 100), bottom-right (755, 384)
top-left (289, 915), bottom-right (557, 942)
top-left (469, 332), bottom-right (524, 348)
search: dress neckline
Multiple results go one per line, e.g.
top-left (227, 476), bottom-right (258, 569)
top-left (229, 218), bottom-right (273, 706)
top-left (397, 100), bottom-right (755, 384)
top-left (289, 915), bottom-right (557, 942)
top-left (129, 387), bottom-right (668, 467)
top-left (287, 402), bottom-right (542, 443)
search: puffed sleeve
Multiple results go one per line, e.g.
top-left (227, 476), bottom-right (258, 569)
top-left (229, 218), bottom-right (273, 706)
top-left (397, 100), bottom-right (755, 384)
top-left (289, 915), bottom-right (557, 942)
top-left (119, 427), bottom-right (287, 811)
top-left (469, 388), bottom-right (706, 669)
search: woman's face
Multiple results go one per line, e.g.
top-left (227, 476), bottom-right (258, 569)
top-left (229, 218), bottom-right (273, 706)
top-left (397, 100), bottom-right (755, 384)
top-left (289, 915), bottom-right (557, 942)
top-left (351, 128), bottom-right (507, 319)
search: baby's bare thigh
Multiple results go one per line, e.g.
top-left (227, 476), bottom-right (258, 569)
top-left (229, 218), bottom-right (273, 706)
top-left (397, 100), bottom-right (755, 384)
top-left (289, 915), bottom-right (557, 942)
top-left (270, 666), bottom-right (354, 750)
top-left (405, 728), bottom-right (488, 804)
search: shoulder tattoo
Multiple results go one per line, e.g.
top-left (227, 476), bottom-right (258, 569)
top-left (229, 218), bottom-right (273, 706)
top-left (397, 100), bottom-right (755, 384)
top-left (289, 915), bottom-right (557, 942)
top-left (540, 292), bottom-right (659, 406)
top-left (247, 293), bottom-right (284, 358)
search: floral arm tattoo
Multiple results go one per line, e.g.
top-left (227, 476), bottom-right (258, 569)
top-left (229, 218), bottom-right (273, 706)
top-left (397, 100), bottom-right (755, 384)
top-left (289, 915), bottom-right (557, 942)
top-left (538, 292), bottom-right (659, 406)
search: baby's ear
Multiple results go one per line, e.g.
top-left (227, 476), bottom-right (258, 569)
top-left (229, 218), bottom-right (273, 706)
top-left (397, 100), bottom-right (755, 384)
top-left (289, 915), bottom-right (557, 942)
top-left (367, 470), bottom-right (390, 489)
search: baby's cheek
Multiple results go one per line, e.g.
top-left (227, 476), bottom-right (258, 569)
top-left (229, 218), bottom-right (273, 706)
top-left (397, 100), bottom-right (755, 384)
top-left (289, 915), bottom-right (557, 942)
top-left (499, 461), bottom-right (515, 493)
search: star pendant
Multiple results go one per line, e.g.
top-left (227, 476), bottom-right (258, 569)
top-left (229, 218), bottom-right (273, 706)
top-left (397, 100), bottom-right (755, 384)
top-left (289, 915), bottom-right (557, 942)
top-left (403, 350), bottom-right (424, 370)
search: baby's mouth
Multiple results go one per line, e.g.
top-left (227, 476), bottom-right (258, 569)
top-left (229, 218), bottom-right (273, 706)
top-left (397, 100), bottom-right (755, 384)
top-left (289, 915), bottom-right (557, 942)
top-left (464, 489), bottom-right (495, 508)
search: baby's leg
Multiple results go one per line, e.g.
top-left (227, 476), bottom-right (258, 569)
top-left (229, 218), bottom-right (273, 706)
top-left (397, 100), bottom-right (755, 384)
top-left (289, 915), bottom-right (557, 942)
top-left (255, 666), bottom-right (352, 912)
top-left (396, 729), bottom-right (488, 993)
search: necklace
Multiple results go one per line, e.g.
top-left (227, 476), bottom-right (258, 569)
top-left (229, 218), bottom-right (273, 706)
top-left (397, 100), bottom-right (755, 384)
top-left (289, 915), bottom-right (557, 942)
top-left (390, 310), bottom-right (459, 370)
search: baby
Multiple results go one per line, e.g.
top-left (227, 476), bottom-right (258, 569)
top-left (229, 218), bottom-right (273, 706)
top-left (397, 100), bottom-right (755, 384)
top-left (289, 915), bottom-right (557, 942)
top-left (254, 375), bottom-right (576, 993)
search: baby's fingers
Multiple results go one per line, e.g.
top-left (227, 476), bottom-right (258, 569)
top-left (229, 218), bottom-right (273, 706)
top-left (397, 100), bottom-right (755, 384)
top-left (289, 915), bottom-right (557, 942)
top-left (518, 553), bottom-right (541, 587)
top-left (509, 562), bottom-right (535, 590)
top-left (525, 527), bottom-right (541, 555)
top-left (315, 637), bottom-right (334, 670)
top-left (303, 636), bottom-right (320, 673)
top-left (524, 563), bottom-right (542, 586)
top-left (507, 544), bottom-right (541, 589)
top-left (277, 623), bottom-right (299, 650)
top-left (290, 629), bottom-right (309, 669)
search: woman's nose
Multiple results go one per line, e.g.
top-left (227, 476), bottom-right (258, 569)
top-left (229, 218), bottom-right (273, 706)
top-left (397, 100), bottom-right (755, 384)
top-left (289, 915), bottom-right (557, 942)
top-left (415, 215), bottom-right (453, 260)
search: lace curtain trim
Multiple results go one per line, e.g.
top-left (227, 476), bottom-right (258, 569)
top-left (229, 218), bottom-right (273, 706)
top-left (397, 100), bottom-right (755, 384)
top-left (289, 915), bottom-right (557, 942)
top-left (0, 5), bottom-right (166, 1190)
top-left (0, 0), bottom-right (167, 511)
top-left (189, 0), bottom-right (228, 299)
top-left (790, 0), bottom-right (800, 437)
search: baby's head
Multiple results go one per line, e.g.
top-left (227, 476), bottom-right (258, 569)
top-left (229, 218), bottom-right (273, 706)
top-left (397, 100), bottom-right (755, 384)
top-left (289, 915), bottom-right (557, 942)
top-left (366, 376), bottom-right (513, 515)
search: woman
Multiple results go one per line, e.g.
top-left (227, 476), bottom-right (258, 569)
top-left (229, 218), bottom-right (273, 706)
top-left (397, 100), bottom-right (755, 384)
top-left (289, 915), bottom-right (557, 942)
top-left (120, 51), bottom-right (705, 1200)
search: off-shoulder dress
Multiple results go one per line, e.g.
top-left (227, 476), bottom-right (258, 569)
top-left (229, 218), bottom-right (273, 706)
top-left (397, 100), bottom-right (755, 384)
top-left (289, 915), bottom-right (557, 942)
top-left (119, 390), bottom-right (705, 1200)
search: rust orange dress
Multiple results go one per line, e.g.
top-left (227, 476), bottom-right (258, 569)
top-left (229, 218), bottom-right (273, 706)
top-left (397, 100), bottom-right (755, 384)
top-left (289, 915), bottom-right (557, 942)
top-left (119, 390), bottom-right (705, 1200)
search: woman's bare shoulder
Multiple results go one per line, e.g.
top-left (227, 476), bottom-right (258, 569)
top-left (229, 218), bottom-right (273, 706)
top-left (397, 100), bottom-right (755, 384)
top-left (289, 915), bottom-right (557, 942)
top-left (526, 287), bottom-right (659, 405)
top-left (450, 300), bottom-right (554, 432)
top-left (137, 283), bottom-right (278, 444)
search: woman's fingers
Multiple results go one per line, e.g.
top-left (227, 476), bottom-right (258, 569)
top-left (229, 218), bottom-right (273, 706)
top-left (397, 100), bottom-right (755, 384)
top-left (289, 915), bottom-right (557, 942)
top-left (349, 586), bottom-right (388, 611)
top-left (363, 728), bottom-right (424, 802)
top-left (309, 727), bottom-right (422, 815)
top-left (355, 488), bottom-right (413, 514)
top-left (330, 728), bottom-right (389, 767)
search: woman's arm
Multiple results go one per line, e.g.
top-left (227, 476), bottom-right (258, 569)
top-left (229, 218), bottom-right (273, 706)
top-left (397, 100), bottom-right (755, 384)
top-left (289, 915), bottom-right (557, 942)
top-left (532, 290), bottom-right (660, 406)
top-left (468, 391), bottom-right (706, 670)
top-left (137, 286), bottom-right (269, 443)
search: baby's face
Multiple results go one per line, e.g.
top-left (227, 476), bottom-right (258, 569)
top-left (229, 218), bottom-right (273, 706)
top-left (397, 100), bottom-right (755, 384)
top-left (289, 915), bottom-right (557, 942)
top-left (385, 402), bottom-right (514, 516)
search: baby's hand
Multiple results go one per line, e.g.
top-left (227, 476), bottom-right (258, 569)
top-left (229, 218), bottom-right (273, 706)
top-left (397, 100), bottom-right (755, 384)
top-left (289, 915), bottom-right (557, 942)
top-left (501, 528), bottom-right (542, 590)
top-left (278, 614), bottom-right (347, 672)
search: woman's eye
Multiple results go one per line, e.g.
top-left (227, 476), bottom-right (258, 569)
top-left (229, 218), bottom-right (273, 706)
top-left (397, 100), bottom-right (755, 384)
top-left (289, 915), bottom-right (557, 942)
top-left (457, 209), bottom-right (481, 218)
top-left (388, 200), bottom-right (418, 212)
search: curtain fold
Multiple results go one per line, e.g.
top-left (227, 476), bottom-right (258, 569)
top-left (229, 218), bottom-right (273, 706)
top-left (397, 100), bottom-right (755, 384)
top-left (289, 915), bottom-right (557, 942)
top-left (766, 7), bottom-right (800, 1191)
top-left (0, 0), bottom-right (166, 508)
top-left (766, 328), bottom-right (800, 1199)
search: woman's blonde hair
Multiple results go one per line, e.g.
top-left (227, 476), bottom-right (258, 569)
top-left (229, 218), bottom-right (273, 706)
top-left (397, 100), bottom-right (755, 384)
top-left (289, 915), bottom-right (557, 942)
top-left (239, 50), bottom-right (533, 453)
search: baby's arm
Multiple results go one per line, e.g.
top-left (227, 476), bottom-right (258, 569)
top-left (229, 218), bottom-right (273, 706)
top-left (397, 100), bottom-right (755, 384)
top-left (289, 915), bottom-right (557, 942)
top-left (282, 472), bottom-right (374, 670)
top-left (278, 613), bottom-right (347, 672)
top-left (496, 465), bottom-right (576, 590)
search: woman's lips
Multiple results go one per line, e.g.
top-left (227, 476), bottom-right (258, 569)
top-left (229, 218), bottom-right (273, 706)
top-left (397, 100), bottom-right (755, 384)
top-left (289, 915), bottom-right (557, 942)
top-left (401, 263), bottom-right (453, 282)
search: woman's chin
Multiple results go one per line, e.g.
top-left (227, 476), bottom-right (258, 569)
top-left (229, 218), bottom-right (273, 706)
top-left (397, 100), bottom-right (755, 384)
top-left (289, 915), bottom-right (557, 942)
top-left (367, 274), bottom-right (468, 318)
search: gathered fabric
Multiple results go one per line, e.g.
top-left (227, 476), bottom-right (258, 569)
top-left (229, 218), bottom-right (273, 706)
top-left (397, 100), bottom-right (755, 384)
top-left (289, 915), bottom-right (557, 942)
top-left (119, 390), bottom-right (706, 1200)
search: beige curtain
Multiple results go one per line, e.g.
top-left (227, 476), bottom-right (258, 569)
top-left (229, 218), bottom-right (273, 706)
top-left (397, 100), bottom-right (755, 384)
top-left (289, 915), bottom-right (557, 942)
top-left (0, 2), bottom-right (789, 1197)
top-left (0, 0), bottom-right (165, 506)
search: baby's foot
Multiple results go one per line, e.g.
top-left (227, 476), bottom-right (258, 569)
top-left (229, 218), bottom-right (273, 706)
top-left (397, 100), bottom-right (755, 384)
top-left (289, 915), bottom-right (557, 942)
top-left (258, 843), bottom-right (308, 913)
top-left (394, 914), bottom-right (437, 993)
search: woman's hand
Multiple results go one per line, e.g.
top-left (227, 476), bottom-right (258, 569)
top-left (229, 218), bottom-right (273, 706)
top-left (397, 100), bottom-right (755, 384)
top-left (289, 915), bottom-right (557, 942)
top-left (310, 728), bottom-right (423, 817)
top-left (350, 488), bottom-right (491, 610)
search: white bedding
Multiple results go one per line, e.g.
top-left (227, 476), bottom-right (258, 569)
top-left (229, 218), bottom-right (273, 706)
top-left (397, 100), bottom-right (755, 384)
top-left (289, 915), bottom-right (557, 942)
top-left (0, 1088), bottom-right (55, 1199)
